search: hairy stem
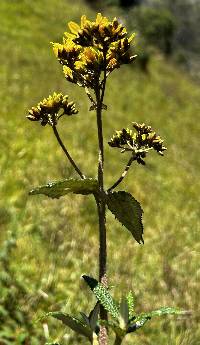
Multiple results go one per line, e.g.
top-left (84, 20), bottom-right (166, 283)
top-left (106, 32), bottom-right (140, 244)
top-left (52, 124), bottom-right (85, 179)
top-left (108, 155), bottom-right (135, 192)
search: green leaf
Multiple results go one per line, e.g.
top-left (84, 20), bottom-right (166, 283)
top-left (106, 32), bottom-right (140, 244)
top-left (126, 291), bottom-right (135, 320)
top-left (47, 312), bottom-right (92, 340)
top-left (135, 307), bottom-right (184, 322)
top-left (83, 275), bottom-right (120, 320)
top-left (29, 178), bottom-right (98, 199)
top-left (106, 191), bottom-right (144, 244)
top-left (80, 312), bottom-right (90, 327)
top-left (89, 303), bottom-right (100, 332)
top-left (119, 298), bottom-right (129, 329)
top-left (127, 307), bottom-right (184, 334)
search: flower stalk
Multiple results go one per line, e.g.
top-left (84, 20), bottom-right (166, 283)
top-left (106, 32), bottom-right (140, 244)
top-left (52, 124), bottom-right (85, 179)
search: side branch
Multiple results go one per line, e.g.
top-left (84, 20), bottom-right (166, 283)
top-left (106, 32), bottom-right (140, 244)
top-left (108, 155), bottom-right (135, 192)
top-left (52, 125), bottom-right (85, 179)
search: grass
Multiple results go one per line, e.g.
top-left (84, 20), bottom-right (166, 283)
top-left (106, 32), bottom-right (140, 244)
top-left (0, 0), bottom-right (200, 344)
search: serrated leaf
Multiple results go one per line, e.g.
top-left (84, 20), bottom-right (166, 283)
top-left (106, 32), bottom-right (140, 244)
top-left (135, 307), bottom-right (184, 322)
top-left (29, 178), bottom-right (98, 199)
top-left (126, 291), bottom-right (135, 320)
top-left (83, 275), bottom-right (119, 320)
top-left (47, 312), bottom-right (92, 340)
top-left (106, 191), bottom-right (144, 244)
top-left (119, 298), bottom-right (129, 329)
top-left (89, 303), bottom-right (100, 332)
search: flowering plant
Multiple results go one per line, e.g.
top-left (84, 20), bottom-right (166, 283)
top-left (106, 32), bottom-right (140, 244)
top-left (27, 13), bottom-right (182, 345)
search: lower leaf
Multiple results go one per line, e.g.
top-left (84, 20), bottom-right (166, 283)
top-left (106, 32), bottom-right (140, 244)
top-left (47, 312), bottom-right (92, 341)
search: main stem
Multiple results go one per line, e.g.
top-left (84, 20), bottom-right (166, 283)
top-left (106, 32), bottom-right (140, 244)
top-left (95, 59), bottom-right (108, 345)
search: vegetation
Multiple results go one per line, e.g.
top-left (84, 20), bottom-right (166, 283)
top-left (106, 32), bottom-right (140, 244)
top-left (0, 0), bottom-right (199, 344)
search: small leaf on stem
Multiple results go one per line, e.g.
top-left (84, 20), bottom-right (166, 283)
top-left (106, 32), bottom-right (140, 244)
top-left (89, 303), bottom-right (100, 332)
top-left (83, 275), bottom-right (120, 320)
top-left (46, 312), bottom-right (92, 340)
top-left (135, 306), bottom-right (184, 321)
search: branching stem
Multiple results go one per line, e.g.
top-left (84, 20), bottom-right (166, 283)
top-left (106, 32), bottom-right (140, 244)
top-left (52, 124), bottom-right (85, 179)
top-left (108, 155), bottom-right (135, 192)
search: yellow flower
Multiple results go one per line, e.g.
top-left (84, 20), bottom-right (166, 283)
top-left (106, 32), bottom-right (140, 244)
top-left (27, 93), bottom-right (78, 126)
top-left (108, 123), bottom-right (166, 164)
top-left (52, 13), bottom-right (137, 88)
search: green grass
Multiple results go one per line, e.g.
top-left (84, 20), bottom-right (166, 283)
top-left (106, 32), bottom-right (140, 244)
top-left (0, 0), bottom-right (200, 344)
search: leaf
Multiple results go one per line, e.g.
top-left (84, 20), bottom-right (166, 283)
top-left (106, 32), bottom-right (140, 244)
top-left (119, 298), bottom-right (129, 329)
top-left (47, 312), bottom-right (92, 340)
top-left (29, 178), bottom-right (98, 199)
top-left (106, 191), bottom-right (144, 244)
top-left (89, 303), bottom-right (100, 332)
top-left (126, 291), bottom-right (135, 320)
top-left (127, 307), bottom-right (184, 334)
top-left (80, 312), bottom-right (90, 327)
top-left (135, 307), bottom-right (184, 322)
top-left (82, 275), bottom-right (119, 320)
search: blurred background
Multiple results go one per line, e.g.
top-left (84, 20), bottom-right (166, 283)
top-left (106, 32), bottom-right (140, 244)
top-left (0, 0), bottom-right (200, 344)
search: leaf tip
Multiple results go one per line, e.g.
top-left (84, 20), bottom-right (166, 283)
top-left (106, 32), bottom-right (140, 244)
top-left (82, 275), bottom-right (98, 290)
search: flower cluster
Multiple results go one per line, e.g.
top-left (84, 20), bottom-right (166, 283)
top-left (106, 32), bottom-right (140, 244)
top-left (52, 13), bottom-right (136, 88)
top-left (108, 122), bottom-right (166, 164)
top-left (27, 93), bottom-right (78, 126)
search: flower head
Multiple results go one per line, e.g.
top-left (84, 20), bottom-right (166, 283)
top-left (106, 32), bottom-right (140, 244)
top-left (52, 13), bottom-right (136, 89)
top-left (69, 14), bottom-right (128, 49)
top-left (108, 122), bottom-right (166, 164)
top-left (27, 93), bottom-right (78, 126)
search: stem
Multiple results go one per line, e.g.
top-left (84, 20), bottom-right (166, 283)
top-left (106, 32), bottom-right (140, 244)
top-left (52, 124), bottom-right (85, 179)
top-left (85, 87), bottom-right (96, 108)
top-left (114, 335), bottom-right (123, 345)
top-left (108, 155), bottom-right (135, 192)
top-left (95, 50), bottom-right (108, 345)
